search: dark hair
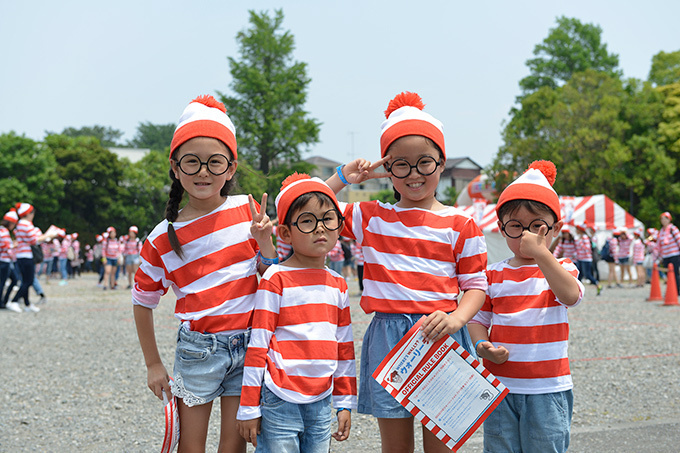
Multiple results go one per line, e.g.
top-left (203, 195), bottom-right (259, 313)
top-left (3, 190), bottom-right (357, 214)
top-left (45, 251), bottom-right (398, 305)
top-left (165, 149), bottom-right (237, 259)
top-left (497, 199), bottom-right (557, 224)
top-left (385, 136), bottom-right (444, 202)
top-left (283, 192), bottom-right (339, 226)
top-left (0, 219), bottom-right (13, 229)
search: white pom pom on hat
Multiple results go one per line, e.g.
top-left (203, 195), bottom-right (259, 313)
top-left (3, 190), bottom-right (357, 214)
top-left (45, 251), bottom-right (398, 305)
top-left (496, 160), bottom-right (561, 221)
top-left (170, 95), bottom-right (237, 160)
top-left (379, 92), bottom-right (445, 159)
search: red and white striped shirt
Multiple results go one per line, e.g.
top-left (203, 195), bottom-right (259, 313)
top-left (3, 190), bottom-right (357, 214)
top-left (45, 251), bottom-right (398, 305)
top-left (351, 242), bottom-right (364, 266)
top-left (340, 201), bottom-right (487, 314)
top-left (103, 238), bottom-right (121, 259)
top-left (0, 226), bottom-right (12, 262)
top-left (553, 240), bottom-right (577, 261)
top-left (132, 196), bottom-right (260, 334)
top-left (575, 235), bottom-right (593, 261)
top-left (657, 224), bottom-right (680, 258)
top-left (616, 237), bottom-right (632, 260)
top-left (14, 219), bottom-right (40, 259)
top-left (327, 240), bottom-right (344, 263)
top-left (124, 238), bottom-right (142, 256)
top-left (237, 265), bottom-right (357, 420)
top-left (470, 258), bottom-right (584, 394)
top-left (59, 237), bottom-right (71, 259)
top-left (633, 239), bottom-right (645, 264)
top-left (274, 226), bottom-right (292, 261)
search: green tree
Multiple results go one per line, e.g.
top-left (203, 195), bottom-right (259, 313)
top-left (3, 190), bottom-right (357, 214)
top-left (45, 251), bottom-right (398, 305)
top-left (649, 50), bottom-right (680, 86)
top-left (128, 122), bottom-right (175, 152)
top-left (219, 9), bottom-right (321, 185)
top-left (519, 16), bottom-right (621, 96)
top-left (55, 125), bottom-right (124, 147)
top-left (0, 132), bottom-right (63, 226)
top-left (44, 134), bottom-right (126, 238)
top-left (119, 148), bottom-right (170, 236)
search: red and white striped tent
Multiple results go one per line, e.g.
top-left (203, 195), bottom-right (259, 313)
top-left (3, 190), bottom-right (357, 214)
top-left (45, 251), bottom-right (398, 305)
top-left (459, 194), bottom-right (645, 263)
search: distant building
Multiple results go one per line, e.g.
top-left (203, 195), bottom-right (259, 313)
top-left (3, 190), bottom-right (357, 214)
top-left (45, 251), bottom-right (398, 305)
top-left (109, 147), bottom-right (149, 163)
top-left (437, 157), bottom-right (483, 200)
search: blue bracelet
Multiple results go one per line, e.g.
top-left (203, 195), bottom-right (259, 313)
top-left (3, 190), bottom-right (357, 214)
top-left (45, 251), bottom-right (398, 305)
top-left (474, 339), bottom-right (486, 351)
top-left (336, 408), bottom-right (351, 415)
top-left (257, 251), bottom-right (279, 266)
top-left (336, 165), bottom-right (351, 185)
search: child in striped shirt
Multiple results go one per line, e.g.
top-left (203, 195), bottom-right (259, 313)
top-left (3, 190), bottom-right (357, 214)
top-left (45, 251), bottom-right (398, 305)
top-left (132, 95), bottom-right (277, 452)
top-left (468, 161), bottom-right (584, 453)
top-left (327, 92), bottom-right (488, 452)
top-left (237, 174), bottom-right (357, 451)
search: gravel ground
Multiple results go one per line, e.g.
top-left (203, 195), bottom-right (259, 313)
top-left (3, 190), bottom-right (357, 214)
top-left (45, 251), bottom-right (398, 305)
top-left (1, 273), bottom-right (679, 452)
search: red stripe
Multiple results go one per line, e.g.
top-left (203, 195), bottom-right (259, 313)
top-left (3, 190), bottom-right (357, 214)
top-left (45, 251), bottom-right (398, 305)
top-left (275, 339), bottom-right (341, 360)
top-left (491, 323), bottom-right (569, 343)
top-left (604, 196), bottom-right (615, 230)
top-left (268, 363), bottom-right (332, 396)
top-left (485, 358), bottom-right (570, 379)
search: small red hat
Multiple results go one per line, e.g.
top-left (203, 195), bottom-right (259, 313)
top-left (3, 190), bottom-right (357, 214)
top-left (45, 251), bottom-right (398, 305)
top-left (3, 209), bottom-right (18, 223)
top-left (496, 160), bottom-right (561, 221)
top-left (380, 92), bottom-right (445, 159)
top-left (15, 203), bottom-right (34, 218)
top-left (275, 173), bottom-right (340, 224)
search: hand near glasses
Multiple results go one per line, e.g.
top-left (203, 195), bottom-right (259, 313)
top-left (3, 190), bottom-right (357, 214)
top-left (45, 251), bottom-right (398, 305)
top-left (342, 157), bottom-right (392, 184)
top-left (518, 224), bottom-right (553, 260)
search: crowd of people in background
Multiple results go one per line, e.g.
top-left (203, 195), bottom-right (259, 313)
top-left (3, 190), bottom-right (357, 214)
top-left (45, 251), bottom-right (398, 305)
top-left (0, 203), bottom-right (143, 313)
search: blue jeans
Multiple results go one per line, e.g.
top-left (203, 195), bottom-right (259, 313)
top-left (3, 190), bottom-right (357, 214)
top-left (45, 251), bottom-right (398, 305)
top-left (59, 257), bottom-right (69, 280)
top-left (483, 390), bottom-right (573, 453)
top-left (12, 258), bottom-right (34, 305)
top-left (256, 386), bottom-right (331, 453)
top-left (0, 261), bottom-right (10, 307)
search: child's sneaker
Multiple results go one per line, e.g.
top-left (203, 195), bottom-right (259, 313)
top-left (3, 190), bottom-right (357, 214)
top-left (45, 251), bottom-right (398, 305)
top-left (25, 304), bottom-right (40, 313)
top-left (596, 284), bottom-right (602, 296)
top-left (6, 302), bottom-right (22, 313)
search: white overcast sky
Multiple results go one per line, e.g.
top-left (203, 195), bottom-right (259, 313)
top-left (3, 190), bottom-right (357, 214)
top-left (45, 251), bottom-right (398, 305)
top-left (1, 1), bottom-right (678, 168)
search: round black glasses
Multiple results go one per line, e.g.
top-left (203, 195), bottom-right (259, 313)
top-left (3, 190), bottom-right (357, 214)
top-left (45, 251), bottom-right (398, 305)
top-left (292, 210), bottom-right (344, 234)
top-left (177, 153), bottom-right (231, 176)
top-left (501, 219), bottom-right (554, 239)
top-left (386, 156), bottom-right (441, 179)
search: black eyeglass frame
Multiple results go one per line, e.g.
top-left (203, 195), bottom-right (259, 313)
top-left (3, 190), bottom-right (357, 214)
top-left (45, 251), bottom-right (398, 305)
top-left (501, 219), bottom-right (554, 239)
top-left (291, 209), bottom-right (345, 234)
top-left (176, 153), bottom-right (232, 176)
top-left (385, 156), bottom-right (442, 179)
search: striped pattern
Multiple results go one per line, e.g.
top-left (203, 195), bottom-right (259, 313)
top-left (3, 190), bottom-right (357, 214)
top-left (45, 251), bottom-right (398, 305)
top-left (0, 226), bottom-right (12, 262)
top-left (132, 196), bottom-right (259, 334)
top-left (633, 239), bottom-right (645, 263)
top-left (237, 265), bottom-right (357, 420)
top-left (14, 219), bottom-right (40, 258)
top-left (351, 242), bottom-right (364, 266)
top-left (124, 238), bottom-right (141, 256)
top-left (102, 239), bottom-right (122, 259)
top-left (657, 224), bottom-right (680, 258)
top-left (470, 258), bottom-right (584, 394)
top-left (615, 237), bottom-right (632, 260)
top-left (553, 240), bottom-right (577, 261)
top-left (341, 201), bottom-right (487, 314)
top-left (575, 235), bottom-right (593, 261)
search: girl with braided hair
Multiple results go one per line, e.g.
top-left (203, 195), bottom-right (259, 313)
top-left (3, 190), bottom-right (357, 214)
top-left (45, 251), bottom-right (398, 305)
top-left (132, 95), bottom-right (276, 452)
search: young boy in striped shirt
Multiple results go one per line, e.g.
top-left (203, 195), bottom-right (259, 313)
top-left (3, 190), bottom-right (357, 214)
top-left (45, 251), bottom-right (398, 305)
top-left (468, 161), bottom-right (584, 453)
top-left (237, 174), bottom-right (357, 451)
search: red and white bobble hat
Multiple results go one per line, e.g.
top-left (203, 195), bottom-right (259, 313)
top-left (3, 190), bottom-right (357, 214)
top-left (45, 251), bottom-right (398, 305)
top-left (129, 225), bottom-right (138, 234)
top-left (3, 209), bottom-right (18, 223)
top-left (380, 92), bottom-right (445, 159)
top-left (275, 173), bottom-right (341, 224)
top-left (15, 203), bottom-right (34, 218)
top-left (496, 160), bottom-right (561, 221)
top-left (170, 95), bottom-right (237, 161)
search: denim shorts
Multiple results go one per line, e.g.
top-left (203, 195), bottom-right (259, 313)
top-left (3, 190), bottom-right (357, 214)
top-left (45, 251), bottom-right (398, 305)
top-left (256, 386), bottom-right (332, 453)
top-left (483, 390), bottom-right (573, 453)
top-left (124, 254), bottom-right (140, 266)
top-left (171, 326), bottom-right (250, 407)
top-left (358, 312), bottom-right (475, 418)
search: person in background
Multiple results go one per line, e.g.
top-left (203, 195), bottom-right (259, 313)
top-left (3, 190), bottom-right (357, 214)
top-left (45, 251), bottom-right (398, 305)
top-left (350, 239), bottom-right (364, 293)
top-left (124, 226), bottom-right (142, 289)
top-left (616, 229), bottom-right (633, 285)
top-left (632, 229), bottom-right (646, 287)
top-left (0, 209), bottom-right (18, 309)
top-left (657, 211), bottom-right (680, 292)
top-left (575, 223), bottom-right (601, 295)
